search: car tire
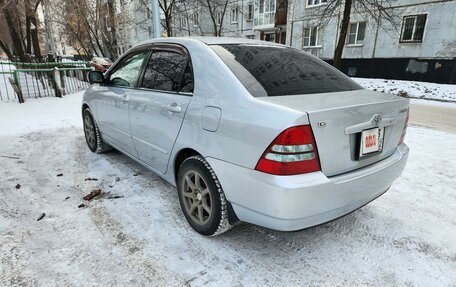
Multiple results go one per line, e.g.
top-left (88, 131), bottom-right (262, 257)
top-left (83, 108), bottom-right (112, 153)
top-left (177, 155), bottom-right (232, 236)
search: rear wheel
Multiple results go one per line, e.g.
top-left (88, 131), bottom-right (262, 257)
top-left (177, 156), bottom-right (231, 236)
top-left (83, 108), bottom-right (111, 153)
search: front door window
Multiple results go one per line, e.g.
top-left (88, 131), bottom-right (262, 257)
top-left (109, 51), bottom-right (148, 87)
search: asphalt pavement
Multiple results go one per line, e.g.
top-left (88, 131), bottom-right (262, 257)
top-left (409, 101), bottom-right (456, 133)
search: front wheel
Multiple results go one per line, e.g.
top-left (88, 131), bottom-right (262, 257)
top-left (83, 108), bottom-right (111, 153)
top-left (177, 156), bottom-right (232, 236)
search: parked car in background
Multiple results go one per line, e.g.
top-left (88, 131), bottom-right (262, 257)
top-left (82, 37), bottom-right (409, 236)
top-left (89, 57), bottom-right (113, 72)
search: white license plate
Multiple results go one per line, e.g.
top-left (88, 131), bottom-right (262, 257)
top-left (360, 127), bottom-right (384, 157)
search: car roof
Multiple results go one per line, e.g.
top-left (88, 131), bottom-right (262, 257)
top-left (138, 36), bottom-right (283, 47)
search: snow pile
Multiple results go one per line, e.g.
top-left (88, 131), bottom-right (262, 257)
top-left (0, 91), bottom-right (83, 136)
top-left (353, 77), bottom-right (456, 102)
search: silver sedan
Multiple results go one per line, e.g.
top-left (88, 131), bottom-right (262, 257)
top-left (82, 37), bottom-right (409, 236)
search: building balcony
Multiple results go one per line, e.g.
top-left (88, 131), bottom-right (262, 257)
top-left (253, 0), bottom-right (288, 30)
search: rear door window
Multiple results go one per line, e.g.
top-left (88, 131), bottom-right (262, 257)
top-left (210, 44), bottom-right (361, 97)
top-left (141, 50), bottom-right (193, 93)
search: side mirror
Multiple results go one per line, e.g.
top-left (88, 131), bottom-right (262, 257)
top-left (88, 71), bottom-right (105, 84)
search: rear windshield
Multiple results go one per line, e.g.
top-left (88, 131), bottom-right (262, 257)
top-left (210, 44), bottom-right (362, 97)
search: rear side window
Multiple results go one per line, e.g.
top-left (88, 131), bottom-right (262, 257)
top-left (141, 50), bottom-right (193, 93)
top-left (211, 44), bottom-right (361, 97)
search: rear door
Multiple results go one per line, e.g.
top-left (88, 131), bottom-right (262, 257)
top-left (129, 45), bottom-right (193, 173)
top-left (96, 49), bottom-right (149, 156)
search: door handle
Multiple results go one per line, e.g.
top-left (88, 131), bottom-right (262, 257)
top-left (167, 103), bottom-right (182, 113)
top-left (121, 95), bottom-right (129, 102)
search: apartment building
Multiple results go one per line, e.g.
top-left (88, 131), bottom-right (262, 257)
top-left (287, 0), bottom-right (456, 83)
top-left (170, 0), bottom-right (256, 39)
top-left (170, 0), bottom-right (288, 43)
top-left (112, 0), bottom-right (455, 83)
top-left (115, 1), bottom-right (288, 45)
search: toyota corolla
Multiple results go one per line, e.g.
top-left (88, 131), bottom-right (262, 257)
top-left (82, 37), bottom-right (409, 236)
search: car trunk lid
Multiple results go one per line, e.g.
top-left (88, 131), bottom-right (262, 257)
top-left (258, 89), bottom-right (409, 177)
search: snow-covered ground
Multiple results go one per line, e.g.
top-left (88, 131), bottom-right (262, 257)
top-left (1, 93), bottom-right (456, 286)
top-left (353, 77), bottom-right (456, 102)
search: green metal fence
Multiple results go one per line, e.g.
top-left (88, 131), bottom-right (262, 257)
top-left (0, 61), bottom-right (92, 103)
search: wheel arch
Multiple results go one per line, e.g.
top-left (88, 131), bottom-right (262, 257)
top-left (82, 103), bottom-right (90, 115)
top-left (173, 148), bottom-right (240, 227)
top-left (173, 148), bottom-right (201, 184)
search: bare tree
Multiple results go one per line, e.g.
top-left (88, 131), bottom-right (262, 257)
top-left (50, 0), bottom-right (125, 59)
top-left (136, 0), bottom-right (179, 37)
top-left (25, 0), bottom-right (42, 60)
top-left (0, 15), bottom-right (14, 60)
top-left (0, 0), bottom-right (44, 61)
top-left (159, 0), bottom-right (179, 37)
top-left (0, 0), bottom-right (27, 61)
top-left (317, 0), bottom-right (398, 69)
top-left (200, 0), bottom-right (229, 36)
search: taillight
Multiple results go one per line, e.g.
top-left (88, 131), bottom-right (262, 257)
top-left (255, 125), bottom-right (321, 175)
top-left (398, 108), bottom-right (410, 145)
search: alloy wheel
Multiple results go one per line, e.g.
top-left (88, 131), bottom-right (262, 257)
top-left (181, 170), bottom-right (213, 225)
top-left (84, 113), bottom-right (96, 149)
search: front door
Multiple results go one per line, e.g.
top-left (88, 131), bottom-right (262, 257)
top-left (129, 46), bottom-right (194, 173)
top-left (96, 50), bottom-right (149, 156)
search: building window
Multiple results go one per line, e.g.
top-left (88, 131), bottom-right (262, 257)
top-left (303, 27), bottom-right (321, 47)
top-left (353, 0), bottom-right (363, 10)
top-left (254, 0), bottom-right (276, 27)
top-left (307, 0), bottom-right (327, 7)
top-left (179, 16), bottom-right (187, 28)
top-left (247, 3), bottom-right (254, 21)
top-left (400, 14), bottom-right (427, 43)
top-left (246, 35), bottom-right (255, 39)
top-left (192, 13), bottom-right (199, 26)
top-left (230, 6), bottom-right (239, 23)
top-left (347, 22), bottom-right (366, 45)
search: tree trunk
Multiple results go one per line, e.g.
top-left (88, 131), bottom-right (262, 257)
top-left (161, 1), bottom-right (173, 37)
top-left (0, 40), bottom-right (13, 61)
top-left (25, 15), bottom-right (32, 54)
top-left (2, 5), bottom-right (26, 62)
top-left (204, 0), bottom-right (218, 36)
top-left (165, 12), bottom-right (172, 37)
top-left (30, 14), bottom-right (42, 61)
top-left (217, 0), bottom-right (229, 37)
top-left (333, 0), bottom-right (352, 70)
top-left (107, 0), bottom-right (117, 58)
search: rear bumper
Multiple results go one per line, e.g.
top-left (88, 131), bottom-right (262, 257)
top-left (206, 144), bottom-right (409, 231)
